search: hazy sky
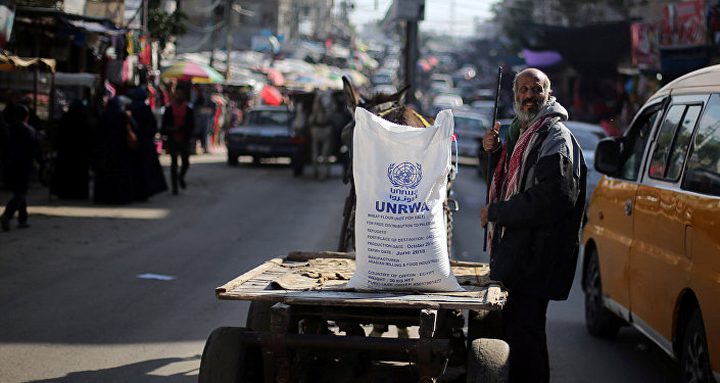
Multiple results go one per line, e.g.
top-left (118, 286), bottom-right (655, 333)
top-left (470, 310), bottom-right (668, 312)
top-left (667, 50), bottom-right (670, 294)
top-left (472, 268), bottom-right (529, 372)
top-left (348, 0), bottom-right (497, 37)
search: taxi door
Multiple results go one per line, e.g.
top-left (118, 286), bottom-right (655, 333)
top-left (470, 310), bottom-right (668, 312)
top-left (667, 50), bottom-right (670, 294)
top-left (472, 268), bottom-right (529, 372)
top-left (629, 95), bottom-right (707, 352)
top-left (586, 102), bottom-right (662, 315)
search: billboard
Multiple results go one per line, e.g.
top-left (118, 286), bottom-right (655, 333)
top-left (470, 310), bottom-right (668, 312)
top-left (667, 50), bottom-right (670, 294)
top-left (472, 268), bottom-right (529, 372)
top-left (660, 0), bottom-right (707, 47)
top-left (631, 22), bottom-right (660, 69)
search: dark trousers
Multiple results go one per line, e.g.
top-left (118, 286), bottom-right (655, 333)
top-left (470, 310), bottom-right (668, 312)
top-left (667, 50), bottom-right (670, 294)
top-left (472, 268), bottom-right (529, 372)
top-left (2, 181), bottom-right (29, 223)
top-left (168, 141), bottom-right (190, 193)
top-left (502, 290), bottom-right (550, 383)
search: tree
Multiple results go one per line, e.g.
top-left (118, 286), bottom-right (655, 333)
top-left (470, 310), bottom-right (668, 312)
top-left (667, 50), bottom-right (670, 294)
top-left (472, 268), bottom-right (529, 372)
top-left (147, 0), bottom-right (187, 49)
top-left (491, 0), bottom-right (640, 50)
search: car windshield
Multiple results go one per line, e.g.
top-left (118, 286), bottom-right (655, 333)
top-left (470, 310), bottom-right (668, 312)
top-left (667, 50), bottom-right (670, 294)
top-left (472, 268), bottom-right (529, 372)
top-left (455, 116), bottom-right (485, 132)
top-left (572, 130), bottom-right (603, 151)
top-left (247, 110), bottom-right (291, 126)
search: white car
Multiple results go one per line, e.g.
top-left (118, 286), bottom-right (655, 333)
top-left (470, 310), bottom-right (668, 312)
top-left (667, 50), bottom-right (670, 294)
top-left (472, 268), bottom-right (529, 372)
top-left (563, 121), bottom-right (608, 199)
top-left (452, 110), bottom-right (491, 158)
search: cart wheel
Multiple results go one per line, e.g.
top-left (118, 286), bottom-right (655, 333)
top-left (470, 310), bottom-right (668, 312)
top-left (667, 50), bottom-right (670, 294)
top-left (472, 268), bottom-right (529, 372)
top-left (467, 309), bottom-right (503, 341)
top-left (466, 338), bottom-right (509, 383)
top-left (199, 326), bottom-right (263, 383)
top-left (246, 301), bottom-right (274, 331)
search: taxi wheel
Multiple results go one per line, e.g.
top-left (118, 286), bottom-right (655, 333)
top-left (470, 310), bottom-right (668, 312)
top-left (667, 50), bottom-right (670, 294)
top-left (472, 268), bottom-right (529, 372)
top-left (681, 309), bottom-right (713, 383)
top-left (584, 249), bottom-right (620, 338)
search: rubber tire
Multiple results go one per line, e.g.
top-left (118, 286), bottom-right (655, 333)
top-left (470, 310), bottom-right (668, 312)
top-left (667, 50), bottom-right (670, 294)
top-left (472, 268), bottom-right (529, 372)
top-left (466, 338), bottom-right (509, 383)
top-left (198, 326), bottom-right (262, 383)
top-left (680, 309), bottom-right (714, 383)
top-left (246, 301), bottom-right (274, 331)
top-left (291, 155), bottom-right (304, 177)
top-left (584, 248), bottom-right (621, 338)
top-left (467, 309), bottom-right (503, 341)
top-left (227, 153), bottom-right (239, 166)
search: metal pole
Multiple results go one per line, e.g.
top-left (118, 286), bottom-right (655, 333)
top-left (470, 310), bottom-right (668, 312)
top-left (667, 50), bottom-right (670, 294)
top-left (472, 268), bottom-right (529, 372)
top-left (142, 0), bottom-right (149, 35)
top-left (225, 0), bottom-right (232, 79)
top-left (483, 66), bottom-right (502, 252)
top-left (404, 20), bottom-right (417, 107)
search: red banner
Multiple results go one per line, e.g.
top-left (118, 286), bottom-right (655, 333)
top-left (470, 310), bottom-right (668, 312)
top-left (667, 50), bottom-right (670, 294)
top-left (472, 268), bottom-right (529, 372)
top-left (631, 22), bottom-right (660, 68)
top-left (660, 0), bottom-right (707, 47)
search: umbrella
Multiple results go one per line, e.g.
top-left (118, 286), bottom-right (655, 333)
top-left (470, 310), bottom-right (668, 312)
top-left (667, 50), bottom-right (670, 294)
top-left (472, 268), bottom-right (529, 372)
top-left (161, 61), bottom-right (224, 83)
top-left (266, 68), bottom-right (285, 86)
top-left (260, 85), bottom-right (283, 105)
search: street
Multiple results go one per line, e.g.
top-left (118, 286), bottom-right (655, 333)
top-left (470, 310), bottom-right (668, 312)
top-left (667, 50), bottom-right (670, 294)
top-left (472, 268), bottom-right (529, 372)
top-left (1, 154), bottom-right (680, 382)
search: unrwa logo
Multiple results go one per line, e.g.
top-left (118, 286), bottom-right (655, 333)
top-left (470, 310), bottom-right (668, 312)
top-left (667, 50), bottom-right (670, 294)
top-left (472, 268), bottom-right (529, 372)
top-left (387, 162), bottom-right (422, 189)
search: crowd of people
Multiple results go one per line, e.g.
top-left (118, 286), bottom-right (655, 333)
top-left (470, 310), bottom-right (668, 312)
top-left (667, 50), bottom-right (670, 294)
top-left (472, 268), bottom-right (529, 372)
top-left (0, 79), bottom-right (249, 231)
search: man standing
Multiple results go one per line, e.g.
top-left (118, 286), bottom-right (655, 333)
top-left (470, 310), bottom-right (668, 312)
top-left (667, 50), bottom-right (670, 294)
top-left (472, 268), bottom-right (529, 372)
top-left (480, 68), bottom-right (587, 382)
top-left (162, 89), bottom-right (195, 195)
top-left (1, 104), bottom-right (41, 231)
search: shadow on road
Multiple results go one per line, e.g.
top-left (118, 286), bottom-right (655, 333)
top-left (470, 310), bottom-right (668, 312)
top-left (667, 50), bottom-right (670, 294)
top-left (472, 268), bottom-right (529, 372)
top-left (27, 355), bottom-right (200, 383)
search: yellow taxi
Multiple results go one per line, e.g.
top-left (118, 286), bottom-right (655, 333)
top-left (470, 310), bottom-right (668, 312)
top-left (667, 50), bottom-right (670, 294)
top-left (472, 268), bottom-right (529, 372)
top-left (582, 64), bottom-right (720, 382)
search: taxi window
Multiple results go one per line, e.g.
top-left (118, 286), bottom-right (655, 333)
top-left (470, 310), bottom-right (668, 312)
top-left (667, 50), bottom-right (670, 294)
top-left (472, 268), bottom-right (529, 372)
top-left (683, 94), bottom-right (720, 196)
top-left (667, 105), bottom-right (701, 180)
top-left (649, 104), bottom-right (702, 181)
top-left (618, 107), bottom-right (660, 181)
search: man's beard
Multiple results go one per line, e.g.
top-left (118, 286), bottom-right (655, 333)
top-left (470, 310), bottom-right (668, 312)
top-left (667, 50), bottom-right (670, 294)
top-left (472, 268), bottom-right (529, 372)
top-left (514, 98), bottom-right (548, 123)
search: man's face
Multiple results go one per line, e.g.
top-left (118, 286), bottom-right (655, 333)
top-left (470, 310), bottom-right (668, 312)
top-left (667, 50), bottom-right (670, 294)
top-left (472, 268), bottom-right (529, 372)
top-left (514, 72), bottom-right (549, 123)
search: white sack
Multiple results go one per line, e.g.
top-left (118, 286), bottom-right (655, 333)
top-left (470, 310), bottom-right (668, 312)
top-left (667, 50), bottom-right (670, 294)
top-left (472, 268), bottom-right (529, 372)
top-left (347, 107), bottom-right (463, 292)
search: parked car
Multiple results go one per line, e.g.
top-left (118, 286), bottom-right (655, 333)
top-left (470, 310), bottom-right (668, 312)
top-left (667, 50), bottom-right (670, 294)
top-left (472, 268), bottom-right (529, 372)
top-left (563, 121), bottom-right (608, 199)
top-left (582, 64), bottom-right (720, 382)
top-left (225, 106), bottom-right (306, 175)
top-left (430, 93), bottom-right (463, 115)
top-left (372, 69), bottom-right (397, 86)
top-left (430, 73), bottom-right (454, 92)
top-left (371, 84), bottom-right (398, 95)
top-left (452, 110), bottom-right (490, 158)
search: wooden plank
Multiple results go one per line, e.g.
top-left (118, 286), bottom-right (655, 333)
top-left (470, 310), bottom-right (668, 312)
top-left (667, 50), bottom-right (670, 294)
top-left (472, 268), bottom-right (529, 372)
top-left (215, 258), bottom-right (283, 294)
top-left (215, 255), bottom-right (508, 310)
top-left (217, 285), bottom-right (508, 311)
top-left (286, 251), bottom-right (356, 262)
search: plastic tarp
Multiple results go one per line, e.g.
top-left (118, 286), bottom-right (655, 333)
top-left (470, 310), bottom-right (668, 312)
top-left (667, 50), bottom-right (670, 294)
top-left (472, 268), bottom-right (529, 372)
top-left (522, 49), bottom-right (563, 68)
top-left (0, 54), bottom-right (56, 72)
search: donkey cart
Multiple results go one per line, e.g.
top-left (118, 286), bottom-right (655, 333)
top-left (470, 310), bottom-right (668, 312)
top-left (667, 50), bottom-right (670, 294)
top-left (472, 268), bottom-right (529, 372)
top-left (198, 251), bottom-right (509, 383)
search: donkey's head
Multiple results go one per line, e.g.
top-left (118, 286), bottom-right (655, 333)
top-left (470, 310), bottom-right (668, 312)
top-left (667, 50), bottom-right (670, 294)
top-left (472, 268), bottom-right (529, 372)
top-left (341, 75), bottom-right (430, 128)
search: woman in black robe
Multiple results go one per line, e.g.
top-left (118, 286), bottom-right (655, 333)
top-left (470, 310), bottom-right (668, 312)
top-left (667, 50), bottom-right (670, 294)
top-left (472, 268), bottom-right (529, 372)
top-left (127, 87), bottom-right (168, 201)
top-left (50, 100), bottom-right (90, 199)
top-left (92, 96), bottom-right (135, 204)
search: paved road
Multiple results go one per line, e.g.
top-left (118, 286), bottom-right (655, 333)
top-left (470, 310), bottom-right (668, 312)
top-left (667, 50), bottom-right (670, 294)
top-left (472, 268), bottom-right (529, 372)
top-left (0, 155), bottom-right (680, 382)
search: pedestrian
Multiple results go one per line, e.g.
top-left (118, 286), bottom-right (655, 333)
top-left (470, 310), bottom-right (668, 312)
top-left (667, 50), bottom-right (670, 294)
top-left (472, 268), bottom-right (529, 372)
top-left (128, 87), bottom-right (168, 201)
top-left (93, 96), bottom-right (136, 204)
top-left (161, 88), bottom-right (194, 195)
top-left (308, 90), bottom-right (335, 180)
top-left (1, 104), bottom-right (41, 231)
top-left (480, 68), bottom-right (587, 383)
top-left (50, 100), bottom-right (91, 200)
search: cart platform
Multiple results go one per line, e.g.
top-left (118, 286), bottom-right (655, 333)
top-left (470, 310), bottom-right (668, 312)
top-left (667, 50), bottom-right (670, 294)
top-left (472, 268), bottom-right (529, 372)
top-left (216, 251), bottom-right (507, 311)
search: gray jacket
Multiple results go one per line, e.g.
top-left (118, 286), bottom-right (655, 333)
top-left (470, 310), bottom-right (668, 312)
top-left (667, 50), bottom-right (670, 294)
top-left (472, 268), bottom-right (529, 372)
top-left (487, 99), bottom-right (587, 300)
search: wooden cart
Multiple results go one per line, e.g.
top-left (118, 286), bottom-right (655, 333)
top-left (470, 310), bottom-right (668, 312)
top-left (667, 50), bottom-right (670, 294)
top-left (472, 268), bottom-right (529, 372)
top-left (199, 251), bottom-right (509, 383)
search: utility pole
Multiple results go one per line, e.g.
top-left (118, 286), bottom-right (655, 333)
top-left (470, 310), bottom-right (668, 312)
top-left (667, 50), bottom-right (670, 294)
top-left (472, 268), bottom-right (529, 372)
top-left (403, 19), bottom-right (418, 106)
top-left (225, 0), bottom-right (232, 79)
top-left (142, 0), bottom-right (149, 35)
top-left (209, 1), bottom-right (224, 68)
top-left (394, 0), bottom-right (424, 107)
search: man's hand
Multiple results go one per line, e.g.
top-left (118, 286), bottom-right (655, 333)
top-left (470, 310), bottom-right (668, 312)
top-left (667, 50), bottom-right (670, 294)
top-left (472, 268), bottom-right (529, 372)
top-left (480, 205), bottom-right (490, 228)
top-left (483, 121), bottom-right (501, 152)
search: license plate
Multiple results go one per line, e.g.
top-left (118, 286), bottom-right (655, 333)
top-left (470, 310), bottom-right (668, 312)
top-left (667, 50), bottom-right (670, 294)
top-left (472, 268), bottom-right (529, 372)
top-left (247, 144), bottom-right (272, 153)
